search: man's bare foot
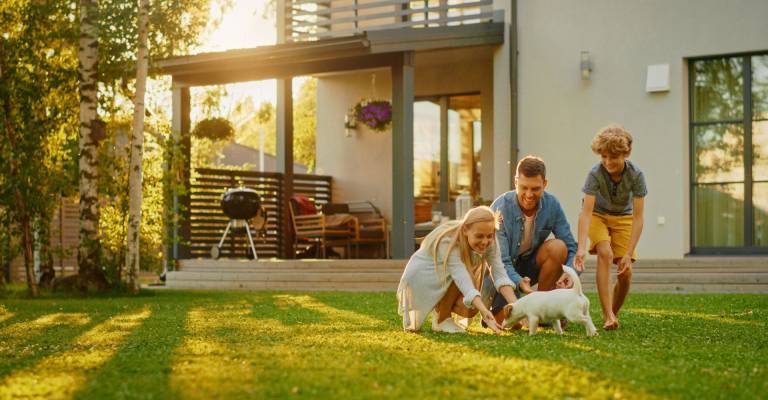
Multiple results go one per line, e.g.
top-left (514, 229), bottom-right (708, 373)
top-left (603, 319), bottom-right (620, 330)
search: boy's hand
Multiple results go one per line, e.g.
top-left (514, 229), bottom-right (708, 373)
top-left (617, 255), bottom-right (633, 275)
top-left (573, 251), bottom-right (586, 272)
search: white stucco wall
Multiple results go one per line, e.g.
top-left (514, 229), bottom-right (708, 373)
top-left (315, 70), bottom-right (394, 221)
top-left (316, 48), bottom-right (495, 222)
top-left (516, 0), bottom-right (768, 258)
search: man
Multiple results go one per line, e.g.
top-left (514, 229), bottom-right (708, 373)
top-left (488, 155), bottom-right (577, 324)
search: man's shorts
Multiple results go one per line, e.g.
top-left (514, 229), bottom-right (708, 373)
top-left (588, 213), bottom-right (638, 261)
top-left (486, 251), bottom-right (541, 313)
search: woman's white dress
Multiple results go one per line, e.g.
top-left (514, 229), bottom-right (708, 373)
top-left (396, 237), bottom-right (514, 331)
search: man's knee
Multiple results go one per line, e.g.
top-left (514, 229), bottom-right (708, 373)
top-left (538, 239), bottom-right (567, 265)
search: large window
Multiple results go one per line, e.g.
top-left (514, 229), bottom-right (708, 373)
top-left (690, 53), bottom-right (768, 253)
top-left (414, 94), bottom-right (481, 219)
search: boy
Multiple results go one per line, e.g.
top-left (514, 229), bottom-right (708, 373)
top-left (573, 125), bottom-right (647, 330)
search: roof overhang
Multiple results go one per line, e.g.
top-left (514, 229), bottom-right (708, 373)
top-left (157, 22), bottom-right (504, 86)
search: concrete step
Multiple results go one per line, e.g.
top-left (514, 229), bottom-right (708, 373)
top-left (582, 283), bottom-right (768, 294)
top-left (166, 279), bottom-right (398, 291)
top-left (168, 271), bottom-right (402, 283)
top-left (168, 257), bottom-right (768, 293)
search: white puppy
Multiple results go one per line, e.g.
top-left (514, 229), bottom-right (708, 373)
top-left (502, 265), bottom-right (598, 336)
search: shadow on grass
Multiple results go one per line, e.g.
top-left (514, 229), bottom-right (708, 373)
top-left (0, 306), bottom-right (122, 379)
top-left (72, 301), bottom-right (191, 400)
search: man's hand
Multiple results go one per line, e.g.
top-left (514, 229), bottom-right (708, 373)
top-left (518, 277), bottom-right (533, 294)
top-left (556, 273), bottom-right (573, 289)
top-left (617, 255), bottom-right (633, 275)
top-left (573, 251), bottom-right (586, 272)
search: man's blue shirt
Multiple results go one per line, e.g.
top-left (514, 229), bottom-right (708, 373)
top-left (490, 191), bottom-right (577, 285)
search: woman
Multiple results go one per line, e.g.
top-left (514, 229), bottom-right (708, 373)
top-left (397, 206), bottom-right (518, 333)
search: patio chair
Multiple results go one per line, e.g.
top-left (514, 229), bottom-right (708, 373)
top-left (324, 201), bottom-right (389, 259)
top-left (289, 196), bottom-right (354, 259)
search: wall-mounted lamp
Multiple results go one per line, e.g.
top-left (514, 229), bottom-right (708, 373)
top-left (344, 113), bottom-right (357, 137)
top-left (580, 51), bottom-right (592, 80)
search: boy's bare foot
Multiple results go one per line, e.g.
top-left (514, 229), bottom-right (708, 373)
top-left (603, 319), bottom-right (620, 330)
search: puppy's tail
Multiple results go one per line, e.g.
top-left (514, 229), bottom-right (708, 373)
top-left (562, 265), bottom-right (583, 295)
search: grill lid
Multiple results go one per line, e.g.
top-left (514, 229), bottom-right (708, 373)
top-left (220, 187), bottom-right (262, 220)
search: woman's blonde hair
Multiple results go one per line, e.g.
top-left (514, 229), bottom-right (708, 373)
top-left (420, 206), bottom-right (500, 285)
top-left (591, 124), bottom-right (633, 156)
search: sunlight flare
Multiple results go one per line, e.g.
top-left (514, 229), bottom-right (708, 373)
top-left (627, 308), bottom-right (761, 326)
top-left (0, 307), bottom-right (151, 400)
top-left (0, 306), bottom-right (14, 324)
top-left (170, 302), bottom-right (262, 399)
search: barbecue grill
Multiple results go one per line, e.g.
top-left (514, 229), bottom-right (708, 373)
top-left (211, 187), bottom-right (266, 260)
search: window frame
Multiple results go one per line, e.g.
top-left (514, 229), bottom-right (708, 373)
top-left (689, 51), bottom-right (768, 255)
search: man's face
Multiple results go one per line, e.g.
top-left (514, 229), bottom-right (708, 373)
top-left (515, 174), bottom-right (547, 213)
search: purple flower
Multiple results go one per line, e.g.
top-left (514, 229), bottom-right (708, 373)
top-left (355, 100), bottom-right (392, 132)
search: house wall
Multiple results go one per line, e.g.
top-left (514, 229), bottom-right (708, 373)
top-left (315, 48), bottom-right (495, 222)
top-left (515, 0), bottom-right (768, 258)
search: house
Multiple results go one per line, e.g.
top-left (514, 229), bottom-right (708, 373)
top-left (158, 0), bottom-right (768, 260)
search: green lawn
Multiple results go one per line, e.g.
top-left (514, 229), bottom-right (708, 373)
top-left (0, 289), bottom-right (766, 399)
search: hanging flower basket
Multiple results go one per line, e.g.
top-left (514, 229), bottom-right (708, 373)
top-left (350, 99), bottom-right (392, 132)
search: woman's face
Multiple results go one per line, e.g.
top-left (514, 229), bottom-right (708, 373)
top-left (464, 221), bottom-right (495, 254)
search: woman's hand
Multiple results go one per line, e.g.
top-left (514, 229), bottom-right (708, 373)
top-left (481, 310), bottom-right (502, 334)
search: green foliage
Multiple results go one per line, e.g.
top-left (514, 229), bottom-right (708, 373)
top-left (0, 291), bottom-right (766, 398)
top-left (0, 0), bottom-right (219, 291)
top-left (231, 78), bottom-right (317, 171)
top-left (0, 0), bottom-right (80, 291)
top-left (293, 78), bottom-right (317, 171)
top-left (192, 117), bottom-right (235, 141)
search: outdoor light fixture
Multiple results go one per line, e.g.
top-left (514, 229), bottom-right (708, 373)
top-left (580, 51), bottom-right (592, 80)
top-left (344, 113), bottom-right (356, 137)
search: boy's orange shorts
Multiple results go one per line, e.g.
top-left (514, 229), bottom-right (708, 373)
top-left (588, 213), bottom-right (637, 262)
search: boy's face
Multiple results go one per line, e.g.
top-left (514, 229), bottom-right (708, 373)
top-left (514, 174), bottom-right (547, 213)
top-left (600, 152), bottom-right (627, 175)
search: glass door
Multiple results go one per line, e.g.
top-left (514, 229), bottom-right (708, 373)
top-left (413, 94), bottom-right (481, 221)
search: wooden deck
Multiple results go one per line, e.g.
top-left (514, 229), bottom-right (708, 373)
top-left (166, 257), bottom-right (768, 293)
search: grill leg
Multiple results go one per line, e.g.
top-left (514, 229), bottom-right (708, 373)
top-left (244, 223), bottom-right (258, 260)
top-left (217, 221), bottom-right (233, 248)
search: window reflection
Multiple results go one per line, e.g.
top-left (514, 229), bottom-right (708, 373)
top-left (693, 58), bottom-right (743, 122)
top-left (694, 184), bottom-right (744, 247)
top-left (693, 124), bottom-right (744, 183)
top-left (754, 121), bottom-right (768, 181)
top-left (753, 55), bottom-right (768, 121)
top-left (755, 183), bottom-right (768, 246)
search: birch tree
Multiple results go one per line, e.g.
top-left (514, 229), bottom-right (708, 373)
top-left (126, 0), bottom-right (149, 293)
top-left (77, 0), bottom-right (109, 291)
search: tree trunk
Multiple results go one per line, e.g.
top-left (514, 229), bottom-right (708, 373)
top-left (0, 58), bottom-right (38, 297)
top-left (126, 0), bottom-right (150, 294)
top-left (37, 214), bottom-right (56, 289)
top-left (77, 0), bottom-right (109, 292)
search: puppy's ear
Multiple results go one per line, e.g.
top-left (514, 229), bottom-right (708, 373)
top-left (503, 303), bottom-right (514, 318)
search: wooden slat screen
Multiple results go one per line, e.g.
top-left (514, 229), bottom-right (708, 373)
top-left (190, 168), bottom-right (332, 259)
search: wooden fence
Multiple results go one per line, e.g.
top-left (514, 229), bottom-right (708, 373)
top-left (189, 168), bottom-right (332, 259)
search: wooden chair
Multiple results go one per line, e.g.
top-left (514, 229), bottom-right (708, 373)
top-left (325, 201), bottom-right (388, 259)
top-left (289, 199), bottom-right (354, 259)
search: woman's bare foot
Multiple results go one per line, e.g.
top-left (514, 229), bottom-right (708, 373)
top-left (603, 318), bottom-right (620, 330)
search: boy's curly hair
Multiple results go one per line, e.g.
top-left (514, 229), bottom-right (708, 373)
top-left (591, 124), bottom-right (633, 156)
